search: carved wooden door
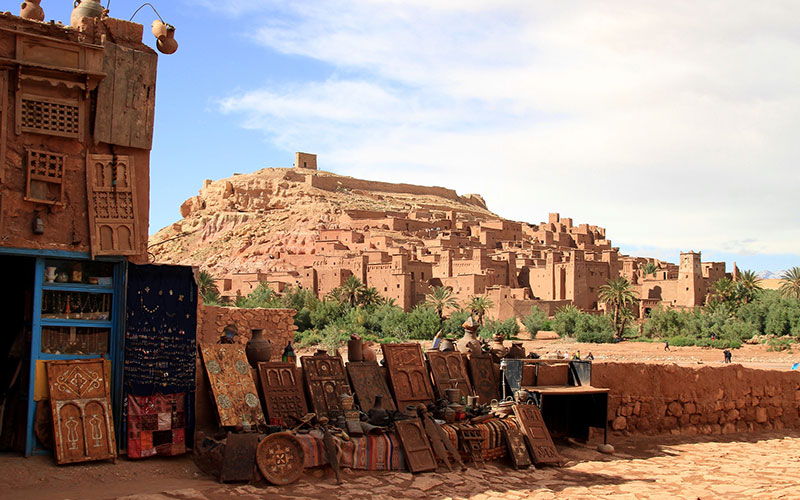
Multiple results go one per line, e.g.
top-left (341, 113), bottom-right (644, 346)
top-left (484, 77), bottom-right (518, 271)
top-left (46, 359), bottom-right (116, 464)
top-left (86, 154), bottom-right (139, 257)
top-left (300, 355), bottom-right (351, 419)
top-left (469, 354), bottom-right (499, 405)
top-left (199, 344), bottom-right (265, 430)
top-left (427, 351), bottom-right (472, 400)
top-left (395, 418), bottom-right (437, 473)
top-left (346, 362), bottom-right (396, 412)
top-left (513, 404), bottom-right (561, 465)
top-left (381, 343), bottom-right (434, 410)
top-left (257, 362), bottom-right (308, 425)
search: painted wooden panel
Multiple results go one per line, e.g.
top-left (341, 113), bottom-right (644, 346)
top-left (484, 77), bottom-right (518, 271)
top-left (427, 351), bottom-right (472, 401)
top-left (85, 154), bottom-right (139, 257)
top-left (257, 362), bottom-right (308, 425)
top-left (199, 343), bottom-right (265, 430)
top-left (94, 42), bottom-right (156, 149)
top-left (395, 418), bottom-right (437, 473)
top-left (469, 354), bottom-right (499, 405)
top-left (513, 404), bottom-right (561, 465)
top-left (46, 359), bottom-right (116, 464)
top-left (381, 343), bottom-right (434, 411)
top-left (346, 362), bottom-right (396, 412)
top-left (300, 355), bottom-right (351, 419)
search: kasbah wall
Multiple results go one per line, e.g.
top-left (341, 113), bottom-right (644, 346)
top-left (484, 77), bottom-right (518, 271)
top-left (196, 304), bottom-right (297, 352)
top-left (594, 363), bottom-right (800, 436)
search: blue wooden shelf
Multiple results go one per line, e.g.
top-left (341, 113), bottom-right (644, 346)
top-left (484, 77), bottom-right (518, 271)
top-left (41, 318), bottom-right (112, 328)
top-left (42, 283), bottom-right (113, 293)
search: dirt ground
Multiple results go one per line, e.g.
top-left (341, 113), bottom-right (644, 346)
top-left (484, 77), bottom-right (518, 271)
top-left (2, 431), bottom-right (800, 500)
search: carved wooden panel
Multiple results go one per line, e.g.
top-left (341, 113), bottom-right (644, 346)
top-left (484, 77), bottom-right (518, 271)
top-left (381, 343), bottom-right (434, 410)
top-left (395, 418), bottom-right (437, 473)
top-left (0, 70), bottom-right (7, 184)
top-left (46, 359), bottom-right (116, 464)
top-left (199, 344), bottom-right (265, 430)
top-left (300, 355), bottom-right (351, 419)
top-left (16, 93), bottom-right (83, 141)
top-left (513, 404), bottom-right (560, 465)
top-left (220, 432), bottom-right (259, 482)
top-left (427, 351), bottom-right (472, 401)
top-left (95, 42), bottom-right (157, 149)
top-left (86, 154), bottom-right (139, 257)
top-left (503, 427), bottom-right (531, 469)
top-left (257, 362), bottom-right (308, 425)
top-left (346, 362), bottom-right (396, 412)
top-left (25, 149), bottom-right (65, 205)
top-left (469, 354), bottom-right (499, 405)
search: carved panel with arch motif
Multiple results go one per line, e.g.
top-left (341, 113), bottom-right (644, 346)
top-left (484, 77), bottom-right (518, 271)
top-left (300, 355), bottom-right (351, 419)
top-left (46, 359), bottom-right (117, 464)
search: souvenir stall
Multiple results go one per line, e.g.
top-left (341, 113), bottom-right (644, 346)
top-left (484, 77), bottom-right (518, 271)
top-left (194, 317), bottom-right (609, 484)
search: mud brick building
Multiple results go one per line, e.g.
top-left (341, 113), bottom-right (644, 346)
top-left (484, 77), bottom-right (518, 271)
top-left (0, 13), bottom-right (158, 456)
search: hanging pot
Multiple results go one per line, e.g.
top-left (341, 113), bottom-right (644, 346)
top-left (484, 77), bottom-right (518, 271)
top-left (70, 0), bottom-right (105, 28)
top-left (151, 20), bottom-right (168, 39)
top-left (157, 26), bottom-right (179, 55)
top-left (20, 0), bottom-right (45, 21)
top-left (245, 328), bottom-right (272, 367)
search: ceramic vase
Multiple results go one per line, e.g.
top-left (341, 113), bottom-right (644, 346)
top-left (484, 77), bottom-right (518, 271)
top-left (245, 328), bottom-right (271, 367)
top-left (507, 341), bottom-right (526, 359)
top-left (456, 316), bottom-right (480, 354)
top-left (71, 0), bottom-right (104, 28)
top-left (347, 337), bottom-right (363, 362)
top-left (156, 26), bottom-right (178, 55)
top-left (20, 0), bottom-right (44, 21)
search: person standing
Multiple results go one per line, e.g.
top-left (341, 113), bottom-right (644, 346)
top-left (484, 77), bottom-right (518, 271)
top-left (664, 339), bottom-right (671, 352)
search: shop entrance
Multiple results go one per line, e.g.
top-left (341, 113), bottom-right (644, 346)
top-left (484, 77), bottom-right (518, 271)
top-left (0, 256), bottom-right (35, 453)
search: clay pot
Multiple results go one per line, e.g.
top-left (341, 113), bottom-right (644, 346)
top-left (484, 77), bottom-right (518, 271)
top-left (367, 395), bottom-right (388, 426)
top-left (71, 0), bottom-right (105, 28)
top-left (444, 406), bottom-right (456, 424)
top-left (514, 389), bottom-right (530, 403)
top-left (445, 388), bottom-right (461, 404)
top-left (507, 341), bottom-right (526, 359)
top-left (456, 316), bottom-right (480, 354)
top-left (490, 334), bottom-right (508, 362)
top-left (245, 328), bottom-right (271, 367)
top-left (151, 20), bottom-right (168, 39)
top-left (156, 26), bottom-right (178, 55)
top-left (439, 338), bottom-right (455, 352)
top-left (20, 0), bottom-right (44, 21)
top-left (361, 346), bottom-right (377, 363)
top-left (347, 337), bottom-right (363, 362)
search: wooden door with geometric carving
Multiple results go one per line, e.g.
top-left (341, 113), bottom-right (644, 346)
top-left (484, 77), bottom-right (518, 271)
top-left (426, 351), bottom-right (472, 401)
top-left (381, 343), bottom-right (434, 411)
top-left (513, 403), bottom-right (561, 465)
top-left (469, 354), bottom-right (499, 405)
top-left (300, 355), bottom-right (351, 420)
top-left (86, 154), bottom-right (139, 257)
top-left (46, 359), bottom-right (116, 464)
top-left (257, 362), bottom-right (308, 425)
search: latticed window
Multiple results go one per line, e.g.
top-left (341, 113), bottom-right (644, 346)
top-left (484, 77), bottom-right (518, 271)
top-left (25, 149), bottom-right (65, 205)
top-left (18, 94), bottom-right (81, 139)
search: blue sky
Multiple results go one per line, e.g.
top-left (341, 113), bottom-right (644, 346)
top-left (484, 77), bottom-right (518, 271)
top-left (42, 2), bottom-right (800, 273)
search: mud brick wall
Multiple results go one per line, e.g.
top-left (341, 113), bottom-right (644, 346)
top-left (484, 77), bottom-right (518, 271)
top-left (593, 363), bottom-right (800, 436)
top-left (197, 305), bottom-right (297, 355)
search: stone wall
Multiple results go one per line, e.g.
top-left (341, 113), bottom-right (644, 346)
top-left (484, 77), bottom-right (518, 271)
top-left (306, 173), bottom-right (466, 203)
top-left (593, 363), bottom-right (800, 436)
top-left (197, 305), bottom-right (297, 356)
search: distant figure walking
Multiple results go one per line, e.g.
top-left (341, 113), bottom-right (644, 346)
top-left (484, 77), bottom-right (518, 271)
top-left (723, 349), bottom-right (732, 363)
top-left (664, 340), bottom-right (671, 352)
top-left (586, 352), bottom-right (594, 361)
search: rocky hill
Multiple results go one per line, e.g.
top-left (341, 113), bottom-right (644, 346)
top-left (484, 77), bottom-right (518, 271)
top-left (149, 167), bottom-right (498, 275)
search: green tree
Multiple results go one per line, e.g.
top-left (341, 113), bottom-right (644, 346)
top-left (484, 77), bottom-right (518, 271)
top-left (424, 286), bottom-right (459, 321)
top-left (641, 262), bottom-right (658, 277)
top-left (339, 275), bottom-right (366, 307)
top-left (552, 304), bottom-right (581, 337)
top-left (197, 270), bottom-right (222, 303)
top-left (779, 267), bottom-right (800, 299)
top-left (234, 282), bottom-right (281, 308)
top-left (468, 295), bottom-right (494, 326)
top-left (522, 306), bottom-right (548, 336)
top-left (735, 270), bottom-right (762, 304)
top-left (598, 277), bottom-right (639, 338)
top-left (358, 287), bottom-right (383, 308)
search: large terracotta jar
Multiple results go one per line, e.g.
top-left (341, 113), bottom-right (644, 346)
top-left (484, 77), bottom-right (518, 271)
top-left (456, 316), bottom-right (481, 355)
top-left (71, 0), bottom-right (105, 28)
top-left (20, 0), bottom-right (45, 21)
top-left (245, 328), bottom-right (272, 367)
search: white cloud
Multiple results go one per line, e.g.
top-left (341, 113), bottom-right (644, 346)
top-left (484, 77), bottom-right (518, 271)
top-left (216, 1), bottom-right (800, 260)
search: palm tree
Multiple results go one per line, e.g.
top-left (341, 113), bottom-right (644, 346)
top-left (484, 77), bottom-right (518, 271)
top-left (735, 270), bottom-right (762, 304)
top-left (358, 287), bottom-right (383, 307)
top-left (197, 270), bottom-right (220, 301)
top-left (598, 277), bottom-right (638, 338)
top-left (339, 275), bottom-right (365, 307)
top-left (640, 262), bottom-right (658, 277)
top-left (468, 295), bottom-right (494, 326)
top-left (708, 277), bottom-right (738, 305)
top-left (424, 286), bottom-right (459, 321)
top-left (779, 267), bottom-right (800, 299)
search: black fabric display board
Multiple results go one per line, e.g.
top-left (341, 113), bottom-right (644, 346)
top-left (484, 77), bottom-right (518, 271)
top-left (124, 264), bottom-right (197, 433)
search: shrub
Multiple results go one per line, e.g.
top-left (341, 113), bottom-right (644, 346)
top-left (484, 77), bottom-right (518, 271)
top-left (552, 305), bottom-right (582, 337)
top-left (441, 310), bottom-right (471, 337)
top-left (478, 317), bottom-right (520, 339)
top-left (522, 306), bottom-right (548, 336)
top-left (576, 329), bottom-right (616, 343)
top-left (766, 337), bottom-right (794, 352)
top-left (403, 306), bottom-right (442, 340)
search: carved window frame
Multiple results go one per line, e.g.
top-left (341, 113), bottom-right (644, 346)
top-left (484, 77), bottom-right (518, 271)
top-left (25, 148), bottom-right (66, 205)
top-left (16, 92), bottom-right (83, 142)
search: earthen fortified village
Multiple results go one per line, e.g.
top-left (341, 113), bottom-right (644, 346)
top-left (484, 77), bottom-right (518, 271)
top-left (161, 153), bottom-right (729, 322)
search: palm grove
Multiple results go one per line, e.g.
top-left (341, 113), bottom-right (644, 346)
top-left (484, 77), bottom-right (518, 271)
top-left (198, 267), bottom-right (800, 351)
